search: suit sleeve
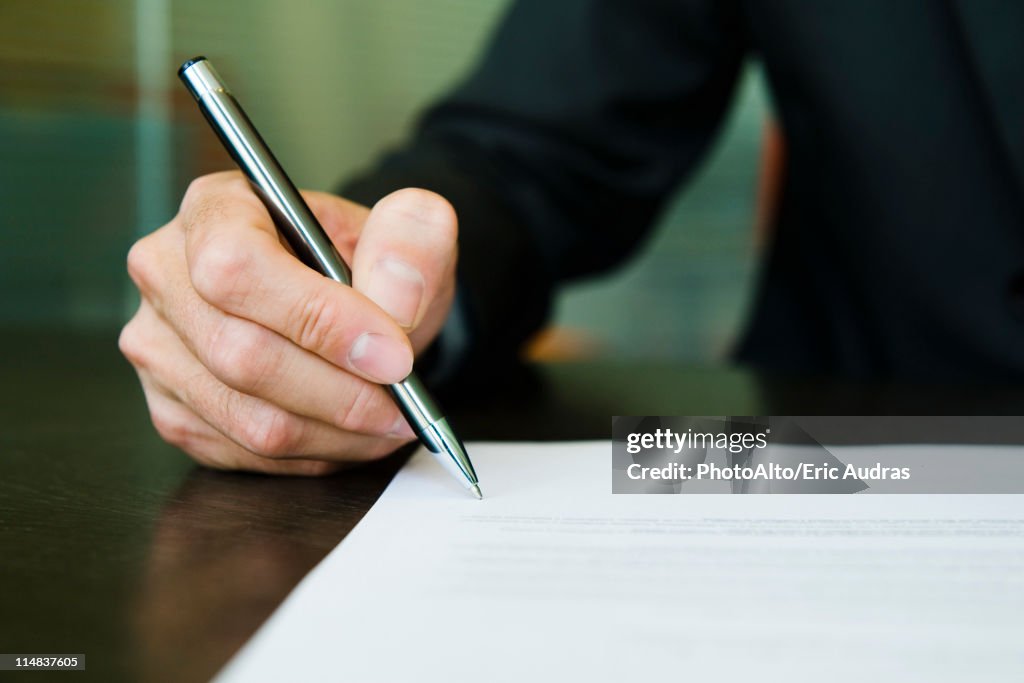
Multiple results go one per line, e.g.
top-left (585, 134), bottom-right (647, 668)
top-left (342, 0), bottom-right (747, 380)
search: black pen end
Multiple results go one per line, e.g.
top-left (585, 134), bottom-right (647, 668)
top-left (178, 56), bottom-right (207, 79)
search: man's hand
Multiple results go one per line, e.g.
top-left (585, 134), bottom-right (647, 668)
top-left (119, 171), bottom-right (458, 475)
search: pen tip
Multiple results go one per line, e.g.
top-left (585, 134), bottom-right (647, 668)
top-left (470, 484), bottom-right (483, 500)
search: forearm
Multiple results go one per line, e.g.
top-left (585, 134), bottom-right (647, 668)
top-left (343, 0), bottom-right (747, 379)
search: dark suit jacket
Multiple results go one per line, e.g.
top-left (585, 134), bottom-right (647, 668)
top-left (344, 0), bottom-right (1024, 383)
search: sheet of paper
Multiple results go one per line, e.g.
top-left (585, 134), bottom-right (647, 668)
top-left (217, 442), bottom-right (1024, 682)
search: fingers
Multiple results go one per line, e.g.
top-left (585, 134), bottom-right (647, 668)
top-left (197, 312), bottom-right (415, 440)
top-left (120, 300), bottom-right (412, 464)
top-left (179, 174), bottom-right (414, 385)
top-left (121, 172), bottom-right (460, 477)
top-left (137, 376), bottom-right (345, 476)
top-left (130, 227), bottom-right (412, 439)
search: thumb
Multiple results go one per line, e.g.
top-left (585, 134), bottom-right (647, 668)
top-left (350, 188), bottom-right (458, 350)
top-left (300, 190), bottom-right (372, 265)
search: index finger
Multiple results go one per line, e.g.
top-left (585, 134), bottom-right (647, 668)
top-left (180, 172), bottom-right (414, 386)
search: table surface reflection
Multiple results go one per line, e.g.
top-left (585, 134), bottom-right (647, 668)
top-left (2, 326), bottom-right (1023, 682)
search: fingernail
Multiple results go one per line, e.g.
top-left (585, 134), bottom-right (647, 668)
top-left (348, 333), bottom-right (412, 383)
top-left (365, 258), bottom-right (425, 329)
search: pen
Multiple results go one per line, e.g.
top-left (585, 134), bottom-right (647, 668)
top-left (178, 56), bottom-right (482, 499)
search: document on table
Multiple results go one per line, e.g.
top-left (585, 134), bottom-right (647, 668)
top-left (217, 442), bottom-right (1024, 682)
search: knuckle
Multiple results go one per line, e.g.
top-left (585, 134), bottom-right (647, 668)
top-left (182, 172), bottom-right (247, 226)
top-left (290, 288), bottom-right (343, 354)
top-left (118, 316), bottom-right (147, 368)
top-left (335, 381), bottom-right (382, 434)
top-left (239, 405), bottom-right (302, 458)
top-left (181, 180), bottom-right (219, 226)
top-left (182, 173), bottom-right (227, 208)
top-left (151, 407), bottom-right (194, 450)
top-left (205, 318), bottom-right (275, 393)
top-left (189, 234), bottom-right (251, 308)
top-left (183, 174), bottom-right (215, 203)
top-left (126, 235), bottom-right (155, 291)
top-left (222, 173), bottom-right (250, 196)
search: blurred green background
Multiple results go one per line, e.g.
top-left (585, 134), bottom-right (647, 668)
top-left (0, 0), bottom-right (767, 363)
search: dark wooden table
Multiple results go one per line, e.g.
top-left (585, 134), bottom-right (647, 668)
top-left (2, 326), bottom-right (1023, 682)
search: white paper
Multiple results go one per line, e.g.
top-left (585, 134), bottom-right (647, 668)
top-left (217, 442), bottom-right (1024, 682)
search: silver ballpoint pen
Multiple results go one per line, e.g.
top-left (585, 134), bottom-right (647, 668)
top-left (178, 56), bottom-right (482, 499)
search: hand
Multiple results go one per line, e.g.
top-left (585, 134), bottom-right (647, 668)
top-left (119, 171), bottom-right (458, 475)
